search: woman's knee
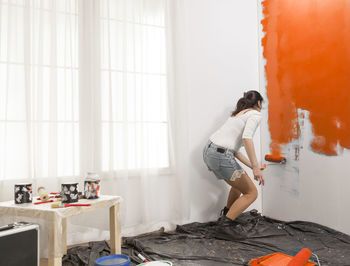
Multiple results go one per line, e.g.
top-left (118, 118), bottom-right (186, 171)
top-left (246, 186), bottom-right (258, 202)
top-left (231, 173), bottom-right (258, 201)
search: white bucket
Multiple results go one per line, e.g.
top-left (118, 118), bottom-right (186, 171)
top-left (137, 261), bottom-right (172, 266)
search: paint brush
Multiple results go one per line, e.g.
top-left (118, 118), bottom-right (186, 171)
top-left (51, 203), bottom-right (91, 208)
top-left (34, 198), bottom-right (61, 205)
top-left (34, 200), bottom-right (54, 205)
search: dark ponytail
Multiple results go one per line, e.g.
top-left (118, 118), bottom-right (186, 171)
top-left (231, 90), bottom-right (263, 116)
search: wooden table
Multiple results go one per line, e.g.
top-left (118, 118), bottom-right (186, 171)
top-left (0, 195), bottom-right (122, 266)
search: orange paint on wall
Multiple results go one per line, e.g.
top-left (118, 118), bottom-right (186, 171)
top-left (261, 0), bottom-right (350, 156)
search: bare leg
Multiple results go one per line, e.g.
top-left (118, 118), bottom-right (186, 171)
top-left (224, 181), bottom-right (241, 208)
top-left (225, 173), bottom-right (258, 221)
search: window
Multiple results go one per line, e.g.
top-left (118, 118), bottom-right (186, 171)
top-left (0, 0), bottom-right (79, 179)
top-left (100, 0), bottom-right (169, 171)
top-left (0, 0), bottom-right (170, 180)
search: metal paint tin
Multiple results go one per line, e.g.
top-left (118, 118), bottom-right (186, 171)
top-left (84, 172), bottom-right (100, 199)
top-left (14, 183), bottom-right (33, 204)
top-left (61, 183), bottom-right (79, 203)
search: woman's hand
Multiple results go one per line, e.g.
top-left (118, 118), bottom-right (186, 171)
top-left (253, 166), bottom-right (264, 186)
top-left (243, 138), bottom-right (265, 186)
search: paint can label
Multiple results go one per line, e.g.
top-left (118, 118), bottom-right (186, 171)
top-left (14, 183), bottom-right (32, 204)
top-left (84, 179), bottom-right (100, 199)
top-left (61, 183), bottom-right (79, 203)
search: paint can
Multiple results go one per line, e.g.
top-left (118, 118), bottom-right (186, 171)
top-left (137, 261), bottom-right (172, 266)
top-left (61, 183), bottom-right (79, 203)
top-left (84, 172), bottom-right (100, 199)
top-left (14, 183), bottom-right (33, 204)
top-left (95, 254), bottom-right (130, 266)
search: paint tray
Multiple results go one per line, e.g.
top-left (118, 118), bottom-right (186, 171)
top-left (248, 252), bottom-right (316, 266)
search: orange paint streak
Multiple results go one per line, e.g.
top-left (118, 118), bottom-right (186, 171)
top-left (262, 0), bottom-right (350, 156)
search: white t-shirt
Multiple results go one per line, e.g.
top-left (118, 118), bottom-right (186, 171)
top-left (209, 110), bottom-right (262, 152)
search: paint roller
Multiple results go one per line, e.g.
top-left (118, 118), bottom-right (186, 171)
top-left (262, 154), bottom-right (287, 169)
top-left (265, 154), bottom-right (287, 164)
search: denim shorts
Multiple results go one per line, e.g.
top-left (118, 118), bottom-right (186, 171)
top-left (203, 141), bottom-right (245, 181)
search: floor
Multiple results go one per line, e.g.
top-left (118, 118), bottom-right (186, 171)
top-left (40, 243), bottom-right (89, 266)
top-left (42, 210), bottom-right (350, 265)
top-left (123, 210), bottom-right (350, 265)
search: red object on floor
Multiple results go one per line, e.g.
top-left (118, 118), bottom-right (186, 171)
top-left (287, 248), bottom-right (312, 266)
top-left (248, 249), bottom-right (315, 266)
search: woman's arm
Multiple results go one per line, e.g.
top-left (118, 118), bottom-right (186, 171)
top-left (235, 151), bottom-right (265, 170)
top-left (234, 152), bottom-right (252, 169)
top-left (242, 138), bottom-right (264, 185)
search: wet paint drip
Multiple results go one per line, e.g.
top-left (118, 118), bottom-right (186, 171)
top-left (261, 0), bottom-right (350, 156)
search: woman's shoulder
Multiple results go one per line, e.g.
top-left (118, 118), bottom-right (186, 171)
top-left (243, 109), bottom-right (262, 117)
top-left (241, 110), bottom-right (262, 123)
top-left (248, 109), bottom-right (261, 115)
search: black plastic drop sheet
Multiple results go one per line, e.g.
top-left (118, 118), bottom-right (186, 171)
top-left (63, 210), bottom-right (350, 266)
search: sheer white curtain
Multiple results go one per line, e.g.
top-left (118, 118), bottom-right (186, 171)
top-left (72, 0), bottom-right (181, 239)
top-left (0, 0), bottom-right (79, 199)
top-left (0, 0), bottom-right (188, 245)
top-left (100, 0), bottom-right (170, 173)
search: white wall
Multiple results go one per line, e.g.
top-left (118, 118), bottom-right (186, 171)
top-left (257, 3), bottom-right (350, 235)
top-left (173, 0), bottom-right (262, 222)
top-left (261, 111), bottom-right (350, 235)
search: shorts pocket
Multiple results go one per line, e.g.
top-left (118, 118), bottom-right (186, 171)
top-left (220, 151), bottom-right (238, 167)
top-left (204, 154), bottom-right (221, 171)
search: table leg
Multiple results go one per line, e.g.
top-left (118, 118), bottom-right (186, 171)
top-left (48, 258), bottom-right (62, 266)
top-left (62, 218), bottom-right (67, 254)
top-left (48, 215), bottom-right (62, 266)
top-left (109, 203), bottom-right (121, 254)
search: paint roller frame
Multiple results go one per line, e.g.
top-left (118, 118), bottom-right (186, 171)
top-left (262, 155), bottom-right (287, 170)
